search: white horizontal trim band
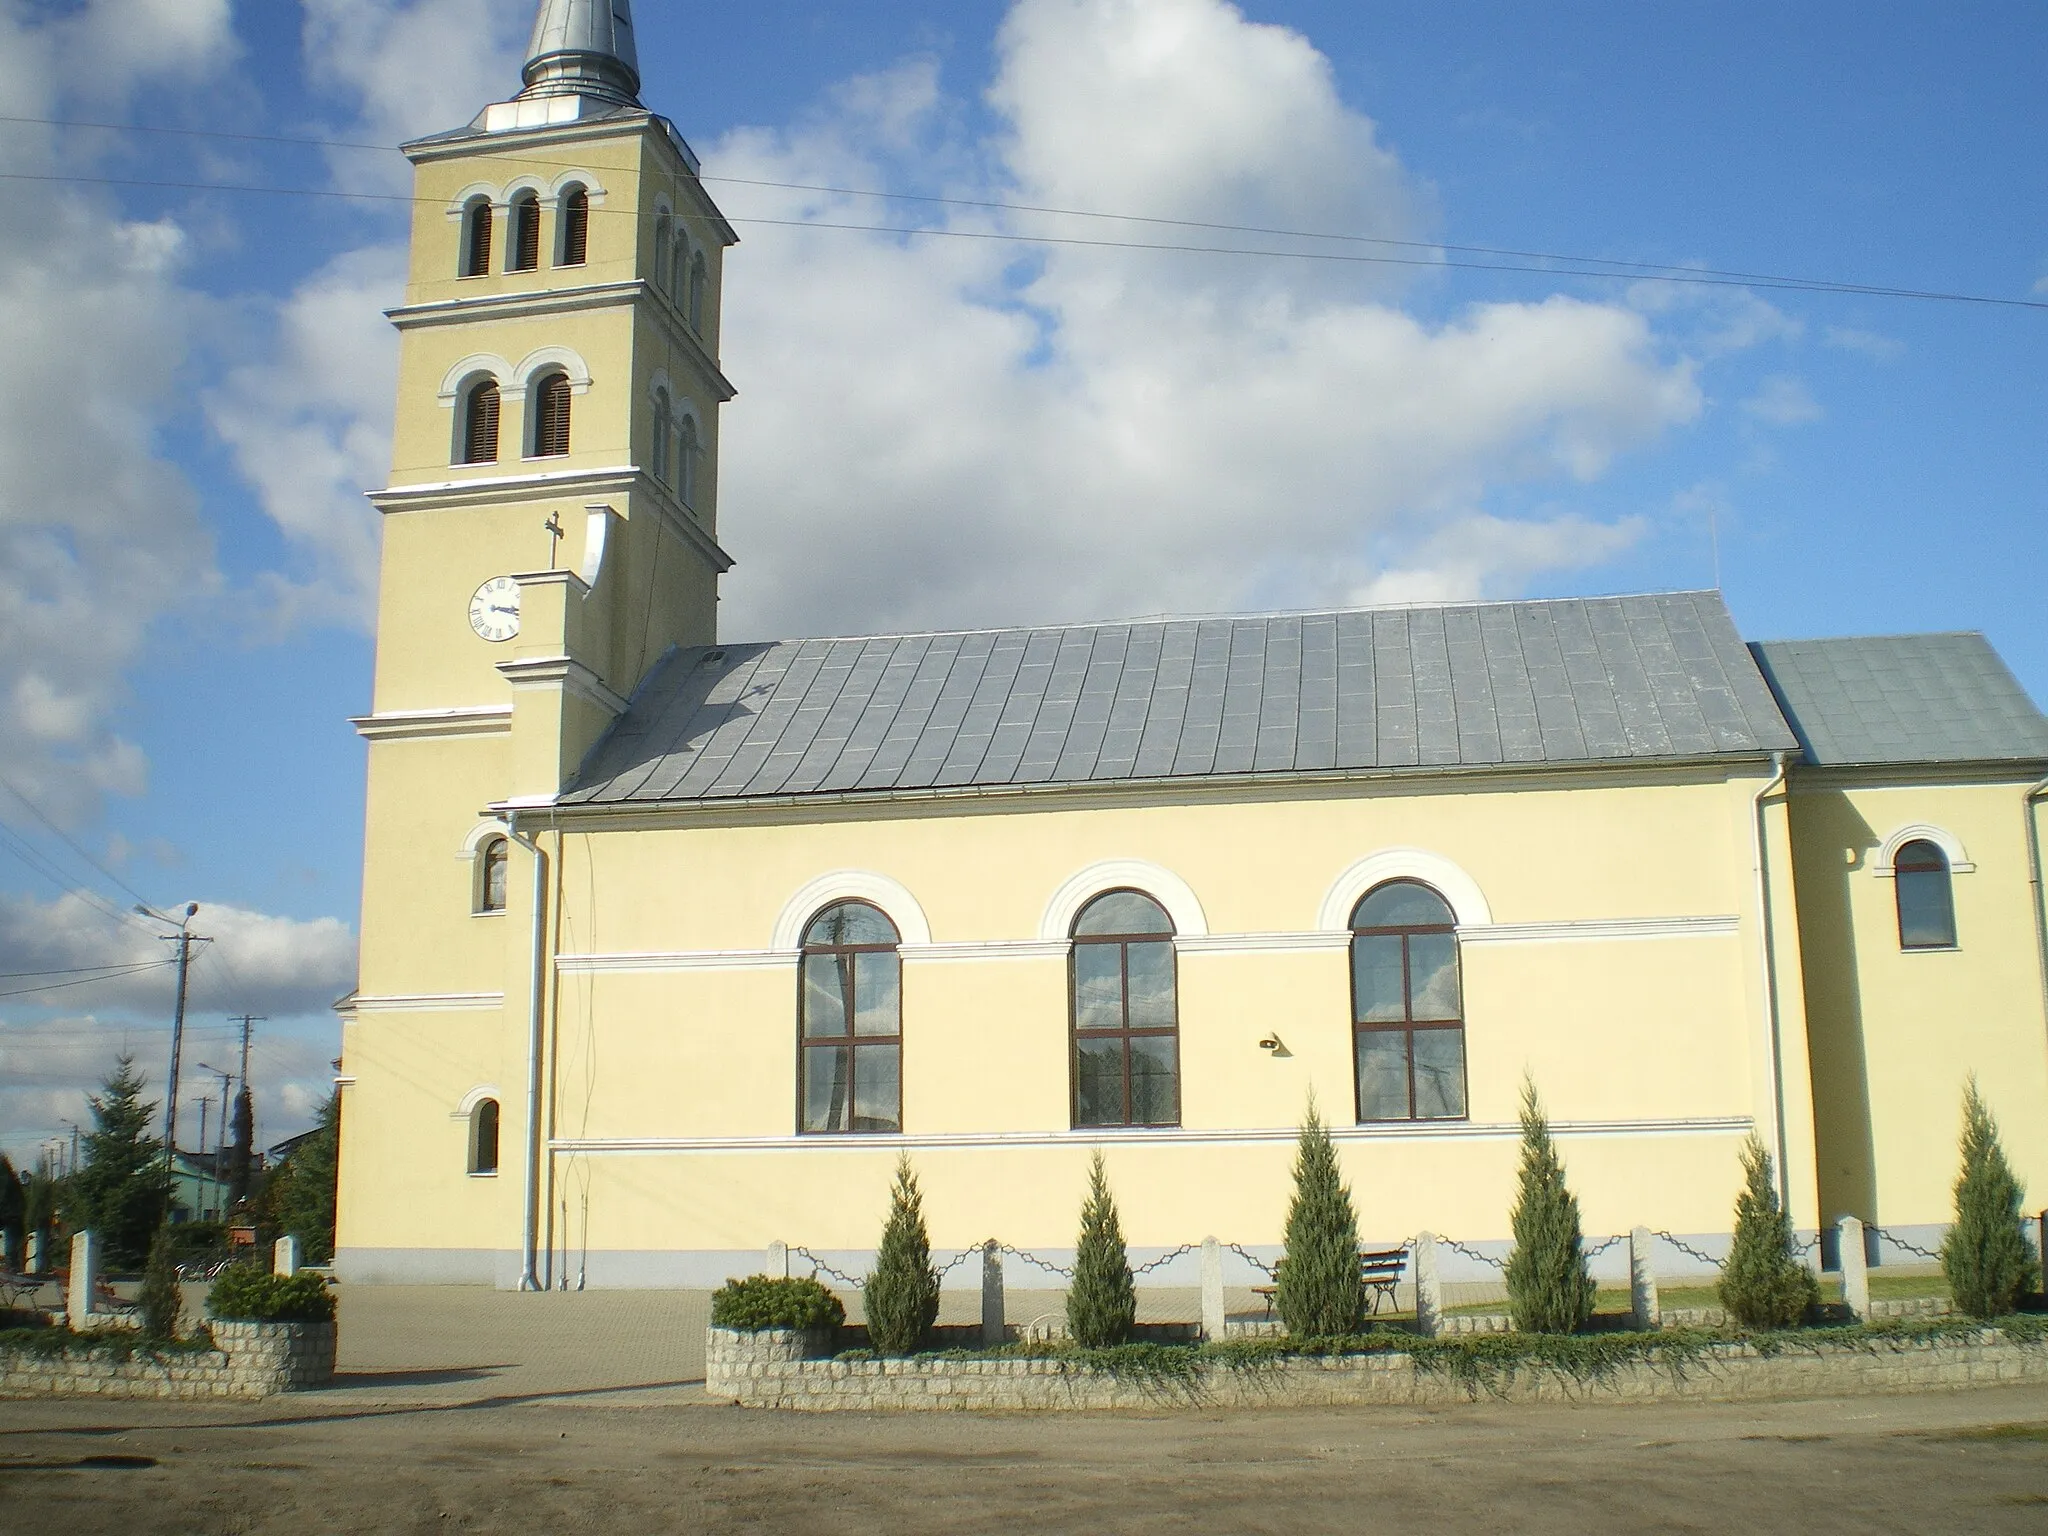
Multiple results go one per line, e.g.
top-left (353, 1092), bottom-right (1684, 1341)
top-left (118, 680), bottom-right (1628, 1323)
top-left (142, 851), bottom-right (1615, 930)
top-left (351, 706), bottom-right (514, 742)
top-left (550, 1116), bottom-right (1755, 1156)
top-left (351, 992), bottom-right (506, 1014)
top-left (554, 915), bottom-right (1742, 975)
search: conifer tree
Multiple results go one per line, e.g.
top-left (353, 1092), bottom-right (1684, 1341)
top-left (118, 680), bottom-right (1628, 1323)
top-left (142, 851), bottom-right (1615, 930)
top-left (1717, 1135), bottom-right (1819, 1328)
top-left (1942, 1080), bottom-right (2039, 1320)
top-left (59, 1055), bottom-right (168, 1269)
top-left (1275, 1099), bottom-right (1367, 1339)
top-left (226, 1087), bottom-right (255, 1206)
top-left (138, 1226), bottom-right (182, 1341)
top-left (1066, 1151), bottom-right (1137, 1347)
top-left (864, 1154), bottom-right (940, 1355)
top-left (0, 1154), bottom-right (22, 1252)
top-left (265, 1091), bottom-right (340, 1265)
top-left (1504, 1077), bottom-right (1595, 1335)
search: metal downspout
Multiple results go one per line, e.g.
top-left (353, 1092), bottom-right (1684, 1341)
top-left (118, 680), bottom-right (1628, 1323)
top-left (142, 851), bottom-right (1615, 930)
top-left (2026, 773), bottom-right (2048, 1037)
top-left (505, 810), bottom-right (550, 1294)
top-left (1752, 751), bottom-right (1793, 1213)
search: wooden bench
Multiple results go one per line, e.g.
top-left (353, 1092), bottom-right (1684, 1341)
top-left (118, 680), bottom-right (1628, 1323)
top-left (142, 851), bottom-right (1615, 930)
top-left (1252, 1247), bottom-right (1409, 1321)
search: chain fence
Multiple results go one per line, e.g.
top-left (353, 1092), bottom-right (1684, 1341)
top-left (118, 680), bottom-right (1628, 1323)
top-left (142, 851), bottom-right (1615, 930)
top-left (1224, 1242), bottom-right (1274, 1279)
top-left (1653, 1231), bottom-right (1722, 1268)
top-left (1432, 1235), bottom-right (1506, 1272)
top-left (1583, 1234), bottom-right (1625, 1261)
top-left (995, 1243), bottom-right (1076, 1281)
top-left (1867, 1226), bottom-right (1942, 1263)
top-left (789, 1246), bottom-right (866, 1291)
top-left (1131, 1243), bottom-right (1197, 1278)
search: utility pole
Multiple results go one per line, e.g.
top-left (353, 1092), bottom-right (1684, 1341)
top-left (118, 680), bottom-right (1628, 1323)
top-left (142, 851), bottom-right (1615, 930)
top-left (224, 1018), bottom-right (262, 1206)
top-left (139, 902), bottom-right (207, 1176)
top-left (230, 1015), bottom-right (262, 1091)
top-left (196, 1096), bottom-right (213, 1160)
top-left (196, 1063), bottom-right (235, 1168)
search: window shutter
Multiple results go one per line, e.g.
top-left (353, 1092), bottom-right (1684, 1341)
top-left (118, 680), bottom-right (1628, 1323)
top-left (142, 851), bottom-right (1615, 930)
top-left (464, 203), bottom-right (493, 277)
top-left (561, 189), bottom-right (590, 267)
top-left (513, 196), bottom-right (541, 272)
top-left (534, 375), bottom-right (572, 457)
top-left (463, 381), bottom-right (500, 464)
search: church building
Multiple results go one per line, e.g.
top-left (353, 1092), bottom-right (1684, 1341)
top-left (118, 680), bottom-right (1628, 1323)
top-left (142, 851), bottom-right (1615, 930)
top-left (336, 0), bottom-right (2048, 1290)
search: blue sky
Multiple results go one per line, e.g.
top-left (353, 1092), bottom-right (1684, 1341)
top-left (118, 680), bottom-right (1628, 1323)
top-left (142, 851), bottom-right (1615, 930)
top-left (0, 0), bottom-right (2042, 1169)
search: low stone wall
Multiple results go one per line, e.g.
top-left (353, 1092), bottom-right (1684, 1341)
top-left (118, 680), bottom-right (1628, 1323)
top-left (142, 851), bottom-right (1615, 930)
top-left (707, 1325), bottom-right (2048, 1412)
top-left (0, 1321), bottom-right (335, 1401)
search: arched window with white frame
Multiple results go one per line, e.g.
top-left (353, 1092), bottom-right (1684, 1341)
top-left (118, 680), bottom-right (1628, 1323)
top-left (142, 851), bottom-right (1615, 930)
top-left (460, 197), bottom-right (493, 277)
top-left (1350, 881), bottom-right (1467, 1122)
top-left (1894, 839), bottom-right (1958, 950)
top-left (688, 250), bottom-right (708, 332)
top-left (508, 191), bottom-right (541, 272)
top-left (678, 411), bottom-right (699, 507)
top-left (799, 902), bottom-right (903, 1134)
top-left (652, 212), bottom-right (673, 295)
top-left (530, 372), bottom-right (572, 458)
top-left (459, 377), bottom-right (500, 465)
top-left (468, 1099), bottom-right (500, 1175)
top-left (475, 836), bottom-right (510, 915)
top-left (557, 184), bottom-right (590, 267)
top-left (650, 386), bottom-right (672, 484)
top-left (1070, 889), bottom-right (1179, 1128)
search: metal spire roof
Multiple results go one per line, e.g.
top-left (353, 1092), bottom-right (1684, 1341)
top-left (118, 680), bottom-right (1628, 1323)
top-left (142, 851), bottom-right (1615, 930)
top-left (520, 0), bottom-right (642, 108)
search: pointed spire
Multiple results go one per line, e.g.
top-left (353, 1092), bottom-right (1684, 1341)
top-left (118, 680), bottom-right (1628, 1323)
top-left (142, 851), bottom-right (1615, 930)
top-left (520, 0), bottom-right (642, 109)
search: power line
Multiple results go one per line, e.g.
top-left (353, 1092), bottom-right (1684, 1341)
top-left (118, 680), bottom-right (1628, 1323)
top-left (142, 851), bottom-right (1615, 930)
top-left (0, 961), bottom-right (176, 1001)
top-left (0, 775), bottom-right (160, 914)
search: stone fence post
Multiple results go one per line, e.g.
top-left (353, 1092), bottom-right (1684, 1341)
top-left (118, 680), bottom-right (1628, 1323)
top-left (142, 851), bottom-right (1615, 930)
top-left (766, 1240), bottom-right (788, 1279)
top-left (1838, 1216), bottom-right (1869, 1320)
top-left (67, 1230), bottom-right (99, 1322)
top-left (273, 1236), bottom-right (301, 1278)
top-left (1411, 1232), bottom-right (1442, 1337)
top-left (981, 1241), bottom-right (1005, 1346)
top-left (25, 1230), bottom-right (44, 1275)
top-left (1199, 1237), bottom-right (1225, 1341)
top-left (1630, 1226), bottom-right (1659, 1330)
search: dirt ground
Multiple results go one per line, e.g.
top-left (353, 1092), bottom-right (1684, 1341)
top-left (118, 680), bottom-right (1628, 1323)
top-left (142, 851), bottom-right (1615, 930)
top-left (4, 1384), bottom-right (2048, 1535)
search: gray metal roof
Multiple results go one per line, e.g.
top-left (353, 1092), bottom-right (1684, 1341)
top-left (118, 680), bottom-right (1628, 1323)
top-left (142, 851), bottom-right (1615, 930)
top-left (521, 0), bottom-right (640, 106)
top-left (564, 591), bottom-right (1798, 807)
top-left (1749, 633), bottom-right (2048, 767)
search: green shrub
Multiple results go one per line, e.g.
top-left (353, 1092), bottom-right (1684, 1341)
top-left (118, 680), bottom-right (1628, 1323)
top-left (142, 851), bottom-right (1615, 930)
top-left (709, 1275), bottom-right (846, 1332)
top-left (1718, 1135), bottom-right (1819, 1328)
top-left (1274, 1099), bottom-right (1367, 1339)
top-left (1504, 1078), bottom-right (1595, 1335)
top-left (1067, 1151), bottom-right (1136, 1348)
top-left (864, 1154), bottom-right (940, 1356)
top-left (205, 1265), bottom-right (336, 1324)
top-left (1943, 1080), bottom-right (2039, 1320)
top-left (138, 1226), bottom-right (182, 1341)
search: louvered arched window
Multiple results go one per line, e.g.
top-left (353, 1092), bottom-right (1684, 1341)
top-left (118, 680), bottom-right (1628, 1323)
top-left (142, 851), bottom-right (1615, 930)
top-left (1351, 881), bottom-right (1466, 1122)
top-left (1894, 840), bottom-right (1958, 950)
top-left (650, 387), bottom-right (672, 484)
top-left (558, 186), bottom-right (589, 267)
top-left (461, 198), bottom-right (493, 277)
top-left (800, 902), bottom-right (903, 1134)
top-left (688, 251), bottom-right (708, 331)
top-left (652, 213), bottom-right (673, 295)
top-left (530, 373), bottom-right (572, 458)
top-left (510, 192), bottom-right (541, 272)
top-left (1071, 890), bottom-right (1179, 1128)
top-left (678, 413), bottom-right (699, 507)
top-left (460, 379), bottom-right (500, 465)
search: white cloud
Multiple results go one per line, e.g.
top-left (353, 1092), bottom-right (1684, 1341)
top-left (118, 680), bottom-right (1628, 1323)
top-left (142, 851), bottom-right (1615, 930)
top-left (1823, 326), bottom-right (1904, 362)
top-left (1742, 375), bottom-right (1824, 428)
top-left (1350, 513), bottom-right (1647, 607)
top-left (709, 0), bottom-right (1703, 638)
top-left (52, 0), bottom-right (238, 101)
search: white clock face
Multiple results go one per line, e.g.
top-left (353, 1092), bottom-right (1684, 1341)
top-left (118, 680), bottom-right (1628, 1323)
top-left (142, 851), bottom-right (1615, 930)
top-left (468, 576), bottom-right (521, 642)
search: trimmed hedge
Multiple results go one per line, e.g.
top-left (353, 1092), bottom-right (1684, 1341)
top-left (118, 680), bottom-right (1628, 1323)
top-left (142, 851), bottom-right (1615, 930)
top-left (205, 1266), bottom-right (337, 1325)
top-left (710, 1275), bottom-right (846, 1332)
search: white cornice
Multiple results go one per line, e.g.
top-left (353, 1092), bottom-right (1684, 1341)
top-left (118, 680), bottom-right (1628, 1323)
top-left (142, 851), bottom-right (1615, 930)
top-left (352, 992), bottom-right (506, 1015)
top-left (496, 654), bottom-right (632, 716)
top-left (1459, 915), bottom-right (1742, 945)
top-left (352, 706), bottom-right (514, 742)
top-left (551, 1115), bottom-right (1756, 1156)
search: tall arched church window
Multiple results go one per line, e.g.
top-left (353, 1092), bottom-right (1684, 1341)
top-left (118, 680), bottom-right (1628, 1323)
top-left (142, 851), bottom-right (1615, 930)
top-left (799, 902), bottom-right (902, 1134)
top-left (558, 186), bottom-right (590, 267)
top-left (477, 837), bottom-right (509, 914)
top-left (652, 214), bottom-right (673, 295)
top-left (678, 413), bottom-right (699, 507)
top-left (531, 373), bottom-right (572, 458)
top-left (461, 198), bottom-right (493, 277)
top-left (460, 379), bottom-right (500, 465)
top-left (650, 387), bottom-right (672, 484)
top-left (510, 192), bottom-right (541, 272)
top-left (468, 1099), bottom-right (500, 1175)
top-left (1071, 890), bottom-right (1179, 1128)
top-left (688, 251), bottom-right (708, 332)
top-left (1894, 840), bottom-right (1958, 950)
top-left (1350, 881), bottom-right (1466, 1122)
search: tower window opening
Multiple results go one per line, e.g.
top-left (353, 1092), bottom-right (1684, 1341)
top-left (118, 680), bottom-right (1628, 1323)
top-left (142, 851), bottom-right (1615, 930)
top-left (461, 198), bottom-right (493, 277)
top-left (531, 372), bottom-right (572, 458)
top-left (650, 387), bottom-right (672, 484)
top-left (510, 192), bottom-right (541, 272)
top-left (477, 836), bottom-right (509, 914)
top-left (688, 251), bottom-right (708, 332)
top-left (461, 378), bottom-right (501, 465)
top-left (678, 412), bottom-right (699, 508)
top-left (468, 1098), bottom-right (500, 1175)
top-left (559, 186), bottom-right (590, 267)
top-left (653, 213), bottom-right (673, 295)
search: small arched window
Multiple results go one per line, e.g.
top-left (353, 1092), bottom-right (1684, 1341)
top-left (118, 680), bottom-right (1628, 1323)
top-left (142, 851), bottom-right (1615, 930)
top-left (1351, 881), bottom-right (1466, 1122)
top-left (1071, 890), bottom-right (1179, 1128)
top-left (652, 213), bottom-right (673, 294)
top-left (1895, 840), bottom-right (1957, 950)
top-left (800, 902), bottom-right (902, 1134)
top-left (461, 198), bottom-right (494, 277)
top-left (650, 387), bottom-right (672, 484)
top-left (558, 186), bottom-right (589, 267)
top-left (460, 378), bottom-right (501, 465)
top-left (678, 413), bottom-right (699, 507)
top-left (688, 251), bottom-right (708, 332)
top-left (469, 1099), bottom-right (500, 1176)
top-left (530, 373), bottom-right (572, 458)
top-left (509, 192), bottom-right (541, 272)
top-left (477, 837), bottom-right (509, 914)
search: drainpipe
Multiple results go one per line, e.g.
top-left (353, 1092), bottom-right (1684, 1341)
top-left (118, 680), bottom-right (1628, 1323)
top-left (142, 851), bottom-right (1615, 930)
top-left (504, 810), bottom-right (551, 1294)
top-left (1751, 751), bottom-right (1793, 1213)
top-left (2026, 773), bottom-right (2048, 1035)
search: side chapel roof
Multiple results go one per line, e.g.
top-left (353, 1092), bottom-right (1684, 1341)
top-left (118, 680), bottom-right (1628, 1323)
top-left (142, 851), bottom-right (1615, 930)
top-left (564, 590), bottom-right (1801, 807)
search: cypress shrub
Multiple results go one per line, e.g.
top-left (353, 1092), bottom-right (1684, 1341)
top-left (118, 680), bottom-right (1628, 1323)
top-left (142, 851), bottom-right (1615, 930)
top-left (1942, 1080), bottom-right (2039, 1320)
top-left (1504, 1078), bottom-right (1595, 1335)
top-left (1718, 1135), bottom-right (1819, 1328)
top-left (1067, 1151), bottom-right (1137, 1347)
top-left (1274, 1100), bottom-right (1367, 1339)
top-left (864, 1154), bottom-right (940, 1355)
top-left (138, 1226), bottom-right (182, 1341)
